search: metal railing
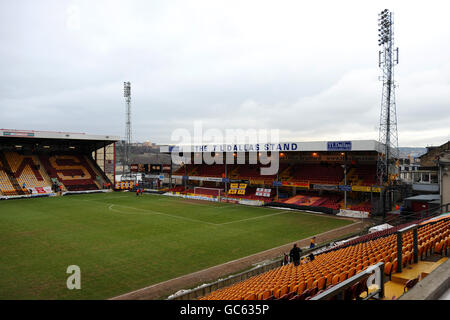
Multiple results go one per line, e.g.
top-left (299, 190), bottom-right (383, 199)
top-left (395, 224), bottom-right (418, 273)
top-left (311, 262), bottom-right (385, 300)
top-left (167, 259), bottom-right (283, 300)
top-left (384, 202), bottom-right (449, 226)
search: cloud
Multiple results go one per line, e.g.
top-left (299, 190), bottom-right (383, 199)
top-left (0, 0), bottom-right (449, 147)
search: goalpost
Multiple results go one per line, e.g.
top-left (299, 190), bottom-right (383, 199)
top-left (193, 187), bottom-right (222, 200)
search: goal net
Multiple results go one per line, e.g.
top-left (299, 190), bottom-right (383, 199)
top-left (193, 187), bottom-right (222, 199)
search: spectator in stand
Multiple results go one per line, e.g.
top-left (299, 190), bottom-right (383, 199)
top-left (308, 253), bottom-right (315, 262)
top-left (289, 244), bottom-right (302, 267)
top-left (283, 252), bottom-right (289, 266)
top-left (310, 237), bottom-right (316, 249)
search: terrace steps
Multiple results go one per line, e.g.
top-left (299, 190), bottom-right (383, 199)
top-left (84, 155), bottom-right (105, 189)
top-left (33, 155), bottom-right (54, 188)
top-left (382, 257), bottom-right (448, 299)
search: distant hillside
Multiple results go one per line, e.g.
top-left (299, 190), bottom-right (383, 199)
top-left (398, 147), bottom-right (427, 158)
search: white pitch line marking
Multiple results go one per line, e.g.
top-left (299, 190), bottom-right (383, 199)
top-left (108, 204), bottom-right (289, 227)
top-left (216, 211), bottom-right (289, 225)
top-left (142, 193), bottom-right (239, 208)
top-left (94, 196), bottom-right (129, 200)
top-left (108, 204), bottom-right (218, 226)
top-left (71, 196), bottom-right (296, 226)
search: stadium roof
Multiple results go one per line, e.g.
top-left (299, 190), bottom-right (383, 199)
top-left (0, 129), bottom-right (119, 142)
top-left (0, 129), bottom-right (120, 152)
top-left (160, 139), bottom-right (386, 153)
top-left (404, 194), bottom-right (441, 202)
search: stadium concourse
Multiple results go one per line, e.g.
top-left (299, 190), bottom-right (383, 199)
top-left (163, 140), bottom-right (383, 215)
top-left (0, 129), bottom-right (118, 198)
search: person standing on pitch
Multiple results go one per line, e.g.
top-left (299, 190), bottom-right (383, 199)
top-left (289, 244), bottom-right (302, 267)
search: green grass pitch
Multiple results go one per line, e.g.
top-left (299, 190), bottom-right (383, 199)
top-left (0, 192), bottom-right (353, 299)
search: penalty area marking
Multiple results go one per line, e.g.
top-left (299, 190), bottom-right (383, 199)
top-left (92, 195), bottom-right (129, 200)
top-left (143, 193), bottom-right (231, 209)
top-left (107, 203), bottom-right (289, 226)
top-left (107, 204), bottom-right (217, 226)
top-left (217, 211), bottom-right (289, 225)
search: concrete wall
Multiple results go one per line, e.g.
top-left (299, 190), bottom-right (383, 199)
top-left (439, 152), bottom-right (450, 207)
top-left (442, 165), bottom-right (450, 206)
top-left (399, 258), bottom-right (450, 300)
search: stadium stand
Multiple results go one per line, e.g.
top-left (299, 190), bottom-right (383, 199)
top-left (194, 164), bottom-right (226, 177)
top-left (229, 186), bottom-right (275, 201)
top-left (288, 163), bottom-right (344, 185)
top-left (38, 154), bottom-right (101, 191)
top-left (193, 187), bottom-right (223, 197)
top-left (231, 163), bottom-right (289, 181)
top-left (0, 130), bottom-right (117, 196)
top-left (346, 165), bottom-right (377, 186)
top-left (279, 193), bottom-right (375, 212)
top-left (0, 151), bottom-right (52, 195)
top-left (283, 193), bottom-right (343, 210)
top-left (176, 163), bottom-right (289, 182)
top-left (167, 186), bottom-right (186, 193)
top-left (170, 183), bottom-right (275, 201)
top-left (178, 162), bottom-right (378, 187)
top-left (0, 169), bottom-right (16, 195)
top-left (0, 151), bottom-right (106, 195)
top-left (173, 164), bottom-right (198, 177)
top-left (172, 160), bottom-right (380, 212)
top-left (199, 216), bottom-right (449, 300)
top-left (349, 200), bottom-right (372, 212)
top-left (319, 195), bottom-right (343, 210)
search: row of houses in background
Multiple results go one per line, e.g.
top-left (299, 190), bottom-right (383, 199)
top-left (399, 141), bottom-right (450, 210)
top-left (115, 140), bottom-right (172, 175)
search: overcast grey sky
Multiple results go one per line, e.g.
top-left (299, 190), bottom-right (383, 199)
top-left (1, 0), bottom-right (449, 147)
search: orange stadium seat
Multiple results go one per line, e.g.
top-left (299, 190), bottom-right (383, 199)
top-left (0, 151), bottom-right (51, 195)
top-left (199, 217), bottom-right (450, 300)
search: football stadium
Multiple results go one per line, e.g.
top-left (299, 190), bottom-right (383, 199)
top-left (1, 2), bottom-right (450, 310)
top-left (0, 129), bottom-right (449, 302)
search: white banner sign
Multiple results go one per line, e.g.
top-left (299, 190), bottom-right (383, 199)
top-left (337, 209), bottom-right (369, 218)
top-left (31, 187), bottom-right (53, 194)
